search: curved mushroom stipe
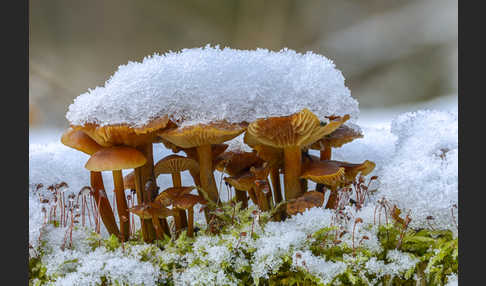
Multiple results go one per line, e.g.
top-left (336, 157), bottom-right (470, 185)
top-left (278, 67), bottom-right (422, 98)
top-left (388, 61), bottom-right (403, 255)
top-left (86, 146), bottom-right (149, 241)
top-left (60, 128), bottom-right (120, 237)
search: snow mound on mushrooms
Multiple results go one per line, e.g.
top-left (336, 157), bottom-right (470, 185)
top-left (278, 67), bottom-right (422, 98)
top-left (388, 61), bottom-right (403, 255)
top-left (377, 110), bottom-right (458, 231)
top-left (66, 45), bottom-right (358, 127)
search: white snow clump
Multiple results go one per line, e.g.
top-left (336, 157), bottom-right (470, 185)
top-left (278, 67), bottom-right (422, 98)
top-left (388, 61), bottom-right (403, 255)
top-left (66, 45), bottom-right (358, 127)
top-left (378, 110), bottom-right (458, 231)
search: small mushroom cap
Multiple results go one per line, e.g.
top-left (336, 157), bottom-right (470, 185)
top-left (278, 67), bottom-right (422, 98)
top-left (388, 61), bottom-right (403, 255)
top-left (72, 115), bottom-right (173, 147)
top-left (215, 150), bottom-right (264, 176)
top-left (247, 109), bottom-right (349, 148)
top-left (310, 124), bottom-right (363, 150)
top-left (155, 186), bottom-right (195, 204)
top-left (123, 171), bottom-right (136, 190)
top-left (159, 121), bottom-right (246, 149)
top-left (300, 160), bottom-right (346, 187)
top-left (85, 146), bottom-right (147, 171)
top-left (154, 154), bottom-right (199, 177)
top-left (286, 191), bottom-right (325, 215)
top-left (224, 171), bottom-right (256, 192)
top-left (61, 128), bottom-right (102, 155)
top-left (173, 194), bottom-right (207, 209)
top-left (338, 160), bottom-right (376, 183)
top-left (129, 202), bottom-right (175, 219)
top-left (128, 204), bottom-right (152, 219)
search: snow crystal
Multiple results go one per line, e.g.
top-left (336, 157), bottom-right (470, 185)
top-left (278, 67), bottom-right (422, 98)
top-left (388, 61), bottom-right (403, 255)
top-left (292, 250), bottom-right (347, 285)
top-left (378, 110), bottom-right (458, 231)
top-left (445, 273), bottom-right (458, 286)
top-left (46, 246), bottom-right (161, 286)
top-left (250, 207), bottom-right (335, 279)
top-left (66, 45), bottom-right (358, 127)
top-left (364, 250), bottom-right (419, 279)
top-left (327, 125), bottom-right (397, 175)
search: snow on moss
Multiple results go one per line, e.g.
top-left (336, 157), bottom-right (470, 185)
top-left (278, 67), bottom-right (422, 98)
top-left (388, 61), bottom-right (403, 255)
top-left (66, 45), bottom-right (358, 127)
top-left (250, 207), bottom-right (335, 279)
top-left (292, 250), bottom-right (347, 284)
top-left (364, 249), bottom-right (419, 280)
top-left (378, 110), bottom-right (458, 231)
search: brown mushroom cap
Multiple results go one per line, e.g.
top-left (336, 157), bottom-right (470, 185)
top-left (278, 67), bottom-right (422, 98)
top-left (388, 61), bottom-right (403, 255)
top-left (338, 160), bottom-right (376, 184)
top-left (123, 171), bottom-right (136, 190)
top-left (155, 186), bottom-right (195, 203)
top-left (129, 202), bottom-right (175, 219)
top-left (173, 194), bottom-right (207, 210)
top-left (224, 171), bottom-right (256, 192)
top-left (286, 191), bottom-right (325, 215)
top-left (72, 115), bottom-right (174, 147)
top-left (300, 160), bottom-right (346, 187)
top-left (154, 154), bottom-right (199, 177)
top-left (247, 109), bottom-right (348, 148)
top-left (159, 121), bottom-right (246, 149)
top-left (215, 150), bottom-right (264, 176)
top-left (61, 128), bottom-right (103, 155)
top-left (85, 146), bottom-right (147, 171)
top-left (310, 124), bottom-right (363, 150)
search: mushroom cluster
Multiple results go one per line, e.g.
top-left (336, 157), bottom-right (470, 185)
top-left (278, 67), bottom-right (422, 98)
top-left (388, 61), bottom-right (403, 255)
top-left (61, 108), bottom-right (375, 242)
top-left (61, 47), bottom-right (374, 242)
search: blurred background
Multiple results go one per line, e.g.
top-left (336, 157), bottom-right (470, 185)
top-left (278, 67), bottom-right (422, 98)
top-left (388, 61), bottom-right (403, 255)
top-left (29, 0), bottom-right (457, 132)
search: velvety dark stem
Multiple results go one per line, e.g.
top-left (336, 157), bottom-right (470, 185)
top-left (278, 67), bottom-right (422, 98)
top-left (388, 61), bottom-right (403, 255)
top-left (112, 170), bottom-right (130, 241)
top-left (89, 171), bottom-right (120, 237)
top-left (172, 172), bottom-right (188, 228)
top-left (235, 189), bottom-right (248, 209)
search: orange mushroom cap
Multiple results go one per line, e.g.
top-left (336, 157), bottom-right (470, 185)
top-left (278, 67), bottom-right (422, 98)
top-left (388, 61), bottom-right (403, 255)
top-left (61, 128), bottom-right (103, 155)
top-left (72, 115), bottom-right (175, 147)
top-left (123, 171), bottom-right (136, 190)
top-left (310, 124), bottom-right (363, 150)
top-left (173, 194), bottom-right (207, 210)
top-left (129, 202), bottom-right (175, 219)
top-left (159, 121), bottom-right (246, 149)
top-left (286, 191), bottom-right (325, 215)
top-left (85, 146), bottom-right (147, 171)
top-left (154, 154), bottom-right (199, 177)
top-left (215, 150), bottom-right (264, 176)
top-left (247, 109), bottom-right (349, 148)
top-left (300, 159), bottom-right (346, 187)
top-left (155, 186), bottom-right (195, 204)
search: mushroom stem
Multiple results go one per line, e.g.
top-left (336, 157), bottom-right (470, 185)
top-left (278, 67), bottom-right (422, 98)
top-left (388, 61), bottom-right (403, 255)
top-left (171, 173), bottom-right (182, 187)
top-left (112, 170), bottom-right (130, 241)
top-left (173, 210), bottom-right (183, 237)
top-left (283, 146), bottom-right (303, 200)
top-left (235, 189), bottom-right (248, 209)
top-left (254, 187), bottom-right (270, 211)
top-left (151, 214), bottom-right (165, 240)
top-left (247, 189), bottom-right (258, 206)
top-left (197, 144), bottom-right (219, 203)
top-left (187, 207), bottom-right (194, 237)
top-left (320, 145), bottom-right (332, 160)
top-left (325, 187), bottom-right (339, 209)
top-left (171, 173), bottom-right (188, 228)
top-left (188, 168), bottom-right (211, 224)
top-left (134, 143), bottom-right (161, 242)
top-left (89, 171), bottom-right (120, 237)
top-left (134, 167), bottom-right (149, 241)
top-left (270, 168), bottom-right (282, 204)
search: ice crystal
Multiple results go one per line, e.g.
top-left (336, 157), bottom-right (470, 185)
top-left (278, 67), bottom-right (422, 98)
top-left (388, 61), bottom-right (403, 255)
top-left (66, 46), bottom-right (358, 127)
